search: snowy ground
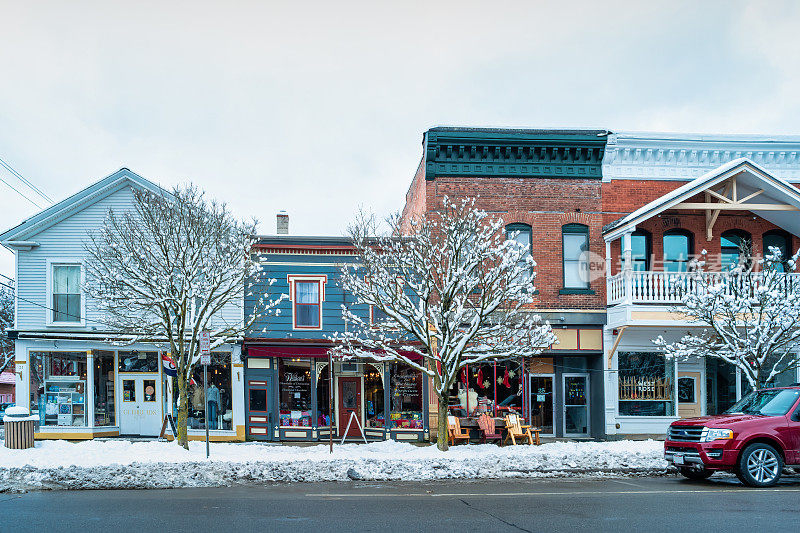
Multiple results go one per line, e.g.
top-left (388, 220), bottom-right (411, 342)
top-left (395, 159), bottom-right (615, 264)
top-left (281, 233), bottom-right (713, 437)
top-left (0, 439), bottom-right (672, 492)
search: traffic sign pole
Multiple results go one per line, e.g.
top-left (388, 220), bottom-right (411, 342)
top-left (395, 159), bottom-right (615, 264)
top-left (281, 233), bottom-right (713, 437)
top-left (200, 331), bottom-right (211, 458)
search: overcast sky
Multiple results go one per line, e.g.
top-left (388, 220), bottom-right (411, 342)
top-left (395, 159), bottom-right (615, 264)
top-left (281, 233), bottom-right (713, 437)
top-left (1, 0), bottom-right (800, 279)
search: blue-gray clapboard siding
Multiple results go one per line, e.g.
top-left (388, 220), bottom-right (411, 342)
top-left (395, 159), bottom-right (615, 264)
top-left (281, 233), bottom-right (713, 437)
top-left (246, 252), bottom-right (371, 340)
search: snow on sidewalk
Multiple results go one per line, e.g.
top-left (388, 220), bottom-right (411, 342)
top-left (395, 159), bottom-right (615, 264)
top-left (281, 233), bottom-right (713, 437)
top-left (0, 439), bottom-right (670, 491)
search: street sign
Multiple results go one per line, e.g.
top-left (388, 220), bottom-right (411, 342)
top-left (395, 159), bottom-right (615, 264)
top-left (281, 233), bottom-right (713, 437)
top-left (200, 331), bottom-right (211, 365)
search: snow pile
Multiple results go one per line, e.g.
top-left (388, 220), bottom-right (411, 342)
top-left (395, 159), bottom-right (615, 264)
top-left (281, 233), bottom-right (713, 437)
top-left (0, 439), bottom-right (670, 491)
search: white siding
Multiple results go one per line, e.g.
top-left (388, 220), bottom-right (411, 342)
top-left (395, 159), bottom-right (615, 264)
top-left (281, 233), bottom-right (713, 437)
top-left (17, 186), bottom-right (136, 330)
top-left (16, 183), bottom-right (241, 332)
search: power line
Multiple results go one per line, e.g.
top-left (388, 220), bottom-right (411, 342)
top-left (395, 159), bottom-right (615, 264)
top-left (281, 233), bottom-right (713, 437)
top-left (0, 157), bottom-right (53, 204)
top-left (0, 172), bottom-right (42, 209)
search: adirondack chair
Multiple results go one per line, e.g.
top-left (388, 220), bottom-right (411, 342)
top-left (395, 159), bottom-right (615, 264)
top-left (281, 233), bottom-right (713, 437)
top-left (503, 413), bottom-right (536, 445)
top-left (477, 413), bottom-right (502, 444)
top-left (447, 415), bottom-right (471, 446)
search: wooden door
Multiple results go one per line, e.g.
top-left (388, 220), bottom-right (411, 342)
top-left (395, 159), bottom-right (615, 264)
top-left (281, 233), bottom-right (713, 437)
top-left (678, 372), bottom-right (702, 418)
top-left (338, 377), bottom-right (362, 437)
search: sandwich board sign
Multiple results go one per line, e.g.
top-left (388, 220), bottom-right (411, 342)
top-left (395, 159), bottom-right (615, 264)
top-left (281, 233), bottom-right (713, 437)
top-left (200, 331), bottom-right (211, 365)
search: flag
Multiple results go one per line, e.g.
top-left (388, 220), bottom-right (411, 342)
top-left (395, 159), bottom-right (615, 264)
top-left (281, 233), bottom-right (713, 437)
top-left (162, 353), bottom-right (196, 385)
top-left (162, 353), bottom-right (177, 378)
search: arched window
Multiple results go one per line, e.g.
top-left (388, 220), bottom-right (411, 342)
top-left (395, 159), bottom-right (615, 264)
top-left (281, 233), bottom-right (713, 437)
top-left (562, 223), bottom-right (589, 289)
top-left (663, 229), bottom-right (693, 272)
top-left (721, 230), bottom-right (752, 270)
top-left (631, 230), bottom-right (651, 272)
top-left (506, 223), bottom-right (532, 281)
top-left (763, 230), bottom-right (791, 271)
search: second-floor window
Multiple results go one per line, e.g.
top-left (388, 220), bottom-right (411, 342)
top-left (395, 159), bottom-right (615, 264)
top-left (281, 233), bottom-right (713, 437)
top-left (294, 281), bottom-right (320, 328)
top-left (663, 230), bottom-right (692, 273)
top-left (562, 224), bottom-right (589, 289)
top-left (631, 231), bottom-right (651, 272)
top-left (763, 230), bottom-right (791, 271)
top-left (721, 230), bottom-right (751, 271)
top-left (52, 264), bottom-right (81, 323)
top-left (506, 223), bottom-right (533, 282)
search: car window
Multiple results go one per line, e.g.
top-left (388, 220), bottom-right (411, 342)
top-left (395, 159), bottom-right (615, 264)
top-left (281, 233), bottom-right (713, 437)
top-left (726, 389), bottom-right (800, 416)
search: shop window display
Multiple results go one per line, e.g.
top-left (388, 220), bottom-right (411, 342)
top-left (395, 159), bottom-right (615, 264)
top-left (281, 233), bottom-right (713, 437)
top-left (364, 363), bottom-right (385, 428)
top-left (118, 351), bottom-right (159, 372)
top-left (279, 359), bottom-right (312, 427)
top-left (390, 363), bottom-right (423, 429)
top-left (618, 352), bottom-right (675, 416)
top-left (464, 361), bottom-right (522, 416)
top-left (30, 352), bottom-right (88, 427)
top-left (174, 353), bottom-right (233, 431)
top-left (315, 364), bottom-right (333, 427)
top-left (93, 350), bottom-right (115, 426)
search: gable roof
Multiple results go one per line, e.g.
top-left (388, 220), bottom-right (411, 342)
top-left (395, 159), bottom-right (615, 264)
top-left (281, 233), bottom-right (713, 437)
top-left (603, 158), bottom-right (800, 240)
top-left (0, 168), bottom-right (166, 245)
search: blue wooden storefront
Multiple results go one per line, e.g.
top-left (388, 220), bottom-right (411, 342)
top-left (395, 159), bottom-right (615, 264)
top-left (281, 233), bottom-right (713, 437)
top-left (243, 236), bottom-right (428, 442)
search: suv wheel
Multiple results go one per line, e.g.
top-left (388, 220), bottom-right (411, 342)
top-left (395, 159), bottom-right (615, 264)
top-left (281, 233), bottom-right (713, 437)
top-left (678, 466), bottom-right (713, 481)
top-left (737, 443), bottom-right (783, 487)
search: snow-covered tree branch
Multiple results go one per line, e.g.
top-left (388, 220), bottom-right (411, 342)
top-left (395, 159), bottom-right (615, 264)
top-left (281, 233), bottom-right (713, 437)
top-left (84, 185), bottom-right (284, 448)
top-left (0, 282), bottom-right (14, 373)
top-left (656, 247), bottom-right (800, 392)
top-left (330, 198), bottom-right (555, 450)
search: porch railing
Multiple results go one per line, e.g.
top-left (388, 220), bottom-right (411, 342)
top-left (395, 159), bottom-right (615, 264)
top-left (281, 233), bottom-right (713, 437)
top-left (606, 271), bottom-right (800, 305)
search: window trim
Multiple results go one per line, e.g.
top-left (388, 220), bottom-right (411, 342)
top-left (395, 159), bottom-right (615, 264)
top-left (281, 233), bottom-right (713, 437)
top-left (46, 259), bottom-right (85, 327)
top-left (561, 223), bottom-right (590, 290)
top-left (287, 274), bottom-right (327, 330)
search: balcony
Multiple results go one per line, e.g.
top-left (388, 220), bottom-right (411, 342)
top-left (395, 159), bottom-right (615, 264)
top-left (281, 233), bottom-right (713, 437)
top-left (607, 270), bottom-right (800, 306)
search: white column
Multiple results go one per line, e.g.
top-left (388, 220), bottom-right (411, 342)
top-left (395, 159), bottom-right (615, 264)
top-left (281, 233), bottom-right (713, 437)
top-left (231, 345), bottom-right (245, 437)
top-left (86, 350), bottom-right (95, 428)
top-left (622, 231), bottom-right (634, 304)
top-left (14, 340), bottom-right (29, 411)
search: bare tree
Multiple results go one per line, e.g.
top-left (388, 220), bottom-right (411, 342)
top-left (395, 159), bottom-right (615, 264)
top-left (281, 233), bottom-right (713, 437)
top-left (0, 282), bottom-right (13, 373)
top-left (656, 247), bottom-right (800, 391)
top-left (330, 198), bottom-right (555, 451)
top-left (85, 185), bottom-right (283, 448)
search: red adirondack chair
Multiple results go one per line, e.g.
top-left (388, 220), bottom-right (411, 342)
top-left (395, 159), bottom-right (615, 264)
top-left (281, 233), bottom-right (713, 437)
top-left (477, 413), bottom-right (502, 444)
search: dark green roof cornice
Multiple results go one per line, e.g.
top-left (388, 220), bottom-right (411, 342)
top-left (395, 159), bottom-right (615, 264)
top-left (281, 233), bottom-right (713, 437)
top-left (424, 127), bottom-right (608, 180)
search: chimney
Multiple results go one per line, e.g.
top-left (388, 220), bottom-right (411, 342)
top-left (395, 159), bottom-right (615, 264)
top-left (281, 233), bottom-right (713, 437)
top-left (277, 211), bottom-right (289, 235)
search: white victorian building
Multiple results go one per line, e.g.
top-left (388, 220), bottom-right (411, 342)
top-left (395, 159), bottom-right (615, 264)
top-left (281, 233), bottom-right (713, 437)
top-left (601, 132), bottom-right (800, 437)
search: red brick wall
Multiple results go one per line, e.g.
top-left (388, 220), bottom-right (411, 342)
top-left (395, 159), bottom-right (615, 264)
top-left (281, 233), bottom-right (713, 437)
top-left (399, 157), bottom-right (427, 234)
top-left (413, 176), bottom-right (606, 310)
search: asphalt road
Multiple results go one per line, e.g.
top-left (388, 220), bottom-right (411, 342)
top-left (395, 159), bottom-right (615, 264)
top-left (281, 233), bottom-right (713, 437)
top-left (2, 475), bottom-right (799, 532)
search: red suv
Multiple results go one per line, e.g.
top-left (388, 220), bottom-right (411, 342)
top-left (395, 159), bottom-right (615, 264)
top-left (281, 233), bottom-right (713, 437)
top-left (665, 386), bottom-right (800, 487)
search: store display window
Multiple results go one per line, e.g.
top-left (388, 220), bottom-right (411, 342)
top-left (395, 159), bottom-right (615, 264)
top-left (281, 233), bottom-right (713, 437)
top-left (93, 350), bottom-right (115, 426)
top-left (118, 351), bottom-right (159, 372)
top-left (174, 352), bottom-right (232, 430)
top-left (315, 364), bottom-right (334, 427)
top-left (389, 363), bottom-right (423, 429)
top-left (462, 361), bottom-right (522, 416)
top-left (30, 351), bottom-right (88, 427)
top-left (279, 359), bottom-right (312, 427)
top-left (618, 352), bottom-right (675, 416)
top-left (364, 363), bottom-right (384, 428)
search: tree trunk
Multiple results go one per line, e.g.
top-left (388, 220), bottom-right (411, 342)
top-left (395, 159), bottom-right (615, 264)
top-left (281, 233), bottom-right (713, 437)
top-left (436, 394), bottom-right (449, 451)
top-left (176, 371), bottom-right (190, 450)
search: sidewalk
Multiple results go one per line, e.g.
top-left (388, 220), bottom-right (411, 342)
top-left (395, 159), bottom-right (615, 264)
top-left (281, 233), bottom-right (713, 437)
top-left (0, 439), bottom-right (671, 492)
